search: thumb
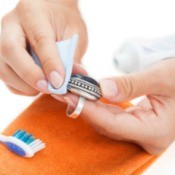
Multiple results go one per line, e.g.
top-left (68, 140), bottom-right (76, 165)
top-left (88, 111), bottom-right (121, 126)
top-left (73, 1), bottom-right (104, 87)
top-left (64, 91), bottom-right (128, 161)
top-left (99, 70), bottom-right (162, 102)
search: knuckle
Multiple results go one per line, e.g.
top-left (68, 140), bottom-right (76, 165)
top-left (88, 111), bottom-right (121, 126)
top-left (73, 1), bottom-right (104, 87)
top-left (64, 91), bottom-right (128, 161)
top-left (17, 0), bottom-right (34, 12)
top-left (18, 0), bottom-right (29, 6)
top-left (0, 68), bottom-right (7, 82)
top-left (0, 59), bottom-right (9, 82)
top-left (1, 15), bottom-right (8, 26)
top-left (92, 124), bottom-right (109, 137)
top-left (96, 124), bottom-right (120, 141)
top-left (9, 89), bottom-right (22, 95)
top-left (7, 85), bottom-right (39, 96)
top-left (104, 125), bottom-right (117, 136)
top-left (31, 33), bottom-right (52, 50)
top-left (20, 68), bottom-right (39, 85)
top-left (159, 135), bottom-right (172, 149)
top-left (118, 75), bottom-right (143, 100)
top-left (41, 57), bottom-right (54, 71)
top-left (95, 128), bottom-right (106, 136)
top-left (1, 13), bottom-right (11, 27)
top-left (95, 128), bottom-right (108, 137)
top-left (6, 85), bottom-right (20, 95)
top-left (1, 40), bottom-right (14, 57)
top-left (98, 124), bottom-right (116, 138)
top-left (152, 127), bottom-right (172, 150)
top-left (21, 68), bottom-right (45, 91)
top-left (144, 146), bottom-right (164, 155)
top-left (6, 86), bottom-right (21, 95)
top-left (143, 121), bottom-right (173, 155)
top-left (118, 75), bottom-right (135, 99)
top-left (26, 90), bottom-right (40, 96)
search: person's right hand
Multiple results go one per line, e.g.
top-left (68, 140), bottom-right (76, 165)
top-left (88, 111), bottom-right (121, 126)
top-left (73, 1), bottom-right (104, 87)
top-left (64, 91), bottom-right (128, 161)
top-left (55, 58), bottom-right (175, 154)
top-left (0, 0), bottom-right (88, 96)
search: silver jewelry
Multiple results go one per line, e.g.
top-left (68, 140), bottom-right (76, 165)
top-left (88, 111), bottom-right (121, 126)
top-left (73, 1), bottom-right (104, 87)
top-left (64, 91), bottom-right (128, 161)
top-left (67, 74), bottom-right (102, 101)
top-left (66, 96), bottom-right (86, 119)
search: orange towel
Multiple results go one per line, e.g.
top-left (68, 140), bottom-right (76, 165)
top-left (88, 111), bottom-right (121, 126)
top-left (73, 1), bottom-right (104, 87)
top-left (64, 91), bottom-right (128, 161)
top-left (0, 95), bottom-right (158, 175)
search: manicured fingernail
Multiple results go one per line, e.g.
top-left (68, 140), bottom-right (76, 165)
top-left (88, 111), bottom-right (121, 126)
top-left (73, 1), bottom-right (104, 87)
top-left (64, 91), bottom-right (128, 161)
top-left (100, 79), bottom-right (118, 98)
top-left (64, 96), bottom-right (76, 108)
top-left (50, 71), bottom-right (63, 89)
top-left (37, 79), bottom-right (49, 93)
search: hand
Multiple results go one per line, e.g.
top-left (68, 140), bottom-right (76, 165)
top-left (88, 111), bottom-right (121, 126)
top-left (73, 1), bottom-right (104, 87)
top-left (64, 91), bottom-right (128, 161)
top-left (54, 59), bottom-right (175, 154)
top-left (0, 0), bottom-right (87, 96)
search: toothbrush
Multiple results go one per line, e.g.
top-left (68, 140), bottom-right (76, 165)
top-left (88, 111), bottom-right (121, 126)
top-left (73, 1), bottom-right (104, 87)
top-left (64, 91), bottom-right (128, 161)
top-left (0, 130), bottom-right (45, 158)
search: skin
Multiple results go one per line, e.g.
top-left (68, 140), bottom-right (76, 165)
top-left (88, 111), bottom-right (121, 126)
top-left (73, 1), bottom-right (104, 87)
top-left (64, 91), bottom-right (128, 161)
top-left (1, 0), bottom-right (175, 155)
top-left (0, 0), bottom-right (88, 96)
top-left (53, 59), bottom-right (175, 155)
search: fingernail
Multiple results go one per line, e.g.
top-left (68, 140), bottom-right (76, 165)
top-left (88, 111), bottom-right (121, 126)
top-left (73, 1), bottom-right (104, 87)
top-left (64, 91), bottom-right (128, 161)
top-left (64, 96), bottom-right (76, 108)
top-left (100, 79), bottom-right (118, 98)
top-left (50, 71), bottom-right (63, 89)
top-left (37, 79), bottom-right (49, 93)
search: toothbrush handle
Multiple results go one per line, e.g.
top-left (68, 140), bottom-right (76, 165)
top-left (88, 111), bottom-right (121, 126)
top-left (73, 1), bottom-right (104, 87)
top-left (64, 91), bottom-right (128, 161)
top-left (0, 134), bottom-right (8, 142)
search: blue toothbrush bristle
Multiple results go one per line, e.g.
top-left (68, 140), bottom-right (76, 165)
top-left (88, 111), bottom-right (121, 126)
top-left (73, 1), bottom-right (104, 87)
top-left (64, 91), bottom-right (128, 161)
top-left (5, 130), bottom-right (36, 156)
top-left (26, 137), bottom-right (35, 144)
top-left (2, 130), bottom-right (45, 157)
top-left (13, 130), bottom-right (21, 136)
top-left (13, 130), bottom-right (25, 138)
top-left (13, 130), bottom-right (35, 144)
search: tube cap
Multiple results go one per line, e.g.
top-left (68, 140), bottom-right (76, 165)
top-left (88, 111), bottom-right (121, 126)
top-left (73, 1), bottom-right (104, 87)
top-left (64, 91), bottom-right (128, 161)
top-left (114, 53), bottom-right (137, 73)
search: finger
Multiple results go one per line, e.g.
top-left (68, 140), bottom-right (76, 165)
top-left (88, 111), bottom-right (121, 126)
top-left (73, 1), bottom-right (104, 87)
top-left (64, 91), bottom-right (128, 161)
top-left (51, 64), bottom-right (88, 102)
top-left (20, 8), bottom-right (65, 89)
top-left (0, 17), bottom-right (49, 94)
top-left (52, 92), bottom-right (78, 107)
top-left (72, 63), bottom-right (88, 75)
top-left (83, 101), bottom-right (160, 145)
top-left (62, 93), bottom-right (125, 130)
top-left (51, 94), bottom-right (66, 104)
top-left (6, 85), bottom-right (29, 96)
top-left (137, 97), bottom-right (153, 111)
top-left (61, 93), bottom-right (166, 154)
top-left (53, 62), bottom-right (170, 155)
top-left (59, 91), bottom-right (163, 147)
top-left (81, 101), bottom-right (132, 135)
top-left (0, 58), bottom-right (39, 96)
top-left (65, 96), bottom-right (143, 143)
top-left (99, 61), bottom-right (171, 102)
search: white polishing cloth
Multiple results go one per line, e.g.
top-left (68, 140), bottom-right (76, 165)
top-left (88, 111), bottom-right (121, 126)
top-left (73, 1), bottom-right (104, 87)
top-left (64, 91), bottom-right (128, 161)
top-left (31, 34), bottom-right (79, 94)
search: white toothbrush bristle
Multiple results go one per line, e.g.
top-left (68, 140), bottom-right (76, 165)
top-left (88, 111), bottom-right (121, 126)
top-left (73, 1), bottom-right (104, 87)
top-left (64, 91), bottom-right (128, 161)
top-left (32, 143), bottom-right (45, 153)
top-left (0, 130), bottom-right (46, 158)
top-left (29, 139), bottom-right (41, 147)
top-left (29, 139), bottom-right (45, 153)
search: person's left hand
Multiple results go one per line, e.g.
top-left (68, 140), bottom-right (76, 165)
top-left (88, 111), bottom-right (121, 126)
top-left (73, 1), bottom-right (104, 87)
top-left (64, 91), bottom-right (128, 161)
top-left (53, 59), bottom-right (175, 155)
top-left (0, 0), bottom-right (87, 96)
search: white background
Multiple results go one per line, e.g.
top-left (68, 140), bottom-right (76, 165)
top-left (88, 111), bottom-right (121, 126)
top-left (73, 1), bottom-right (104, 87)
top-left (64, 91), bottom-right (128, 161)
top-left (1, 0), bottom-right (175, 174)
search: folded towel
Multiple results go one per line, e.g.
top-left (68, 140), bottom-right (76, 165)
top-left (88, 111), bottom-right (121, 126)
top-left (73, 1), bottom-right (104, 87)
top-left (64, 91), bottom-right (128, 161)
top-left (0, 95), bottom-right (158, 175)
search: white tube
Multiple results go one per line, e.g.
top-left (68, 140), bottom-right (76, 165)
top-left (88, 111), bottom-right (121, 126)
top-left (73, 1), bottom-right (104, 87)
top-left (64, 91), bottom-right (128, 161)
top-left (114, 35), bottom-right (175, 73)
